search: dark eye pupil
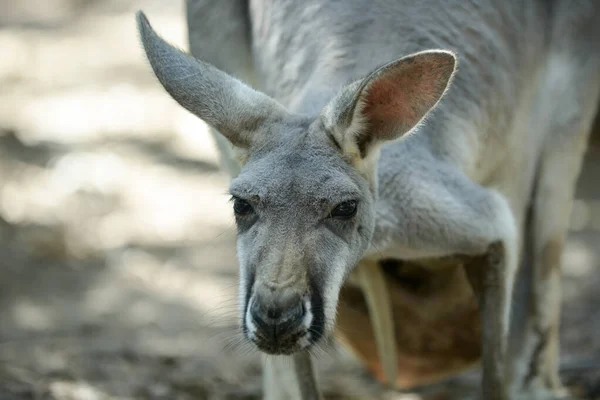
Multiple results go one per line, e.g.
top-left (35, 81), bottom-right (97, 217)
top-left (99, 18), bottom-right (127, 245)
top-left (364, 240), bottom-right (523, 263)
top-left (233, 198), bottom-right (253, 215)
top-left (331, 200), bottom-right (357, 218)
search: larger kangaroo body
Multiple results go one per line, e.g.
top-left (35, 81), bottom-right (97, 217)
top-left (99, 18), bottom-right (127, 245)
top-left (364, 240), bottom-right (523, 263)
top-left (138, 1), bottom-right (600, 399)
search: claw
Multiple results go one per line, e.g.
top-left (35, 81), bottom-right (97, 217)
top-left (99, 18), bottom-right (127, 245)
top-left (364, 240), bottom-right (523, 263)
top-left (356, 260), bottom-right (397, 388)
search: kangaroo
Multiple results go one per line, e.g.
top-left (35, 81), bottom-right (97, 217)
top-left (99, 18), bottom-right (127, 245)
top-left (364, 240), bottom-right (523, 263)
top-left (136, 1), bottom-right (600, 399)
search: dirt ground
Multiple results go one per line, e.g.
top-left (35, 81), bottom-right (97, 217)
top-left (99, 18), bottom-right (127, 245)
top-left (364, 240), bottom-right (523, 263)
top-left (0, 1), bottom-right (599, 399)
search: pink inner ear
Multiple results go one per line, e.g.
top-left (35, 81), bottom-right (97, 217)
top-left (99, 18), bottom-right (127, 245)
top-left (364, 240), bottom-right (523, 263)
top-left (361, 58), bottom-right (449, 139)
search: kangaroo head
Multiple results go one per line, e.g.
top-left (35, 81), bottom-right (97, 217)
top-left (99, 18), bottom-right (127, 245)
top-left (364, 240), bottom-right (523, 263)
top-left (137, 12), bottom-right (456, 355)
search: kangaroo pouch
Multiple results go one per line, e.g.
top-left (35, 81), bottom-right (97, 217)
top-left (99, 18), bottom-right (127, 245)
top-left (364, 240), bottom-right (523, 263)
top-left (337, 260), bottom-right (482, 388)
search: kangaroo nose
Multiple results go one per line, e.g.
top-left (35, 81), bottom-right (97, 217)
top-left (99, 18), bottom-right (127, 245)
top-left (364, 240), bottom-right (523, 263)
top-left (266, 305), bottom-right (283, 320)
top-left (249, 297), bottom-right (306, 340)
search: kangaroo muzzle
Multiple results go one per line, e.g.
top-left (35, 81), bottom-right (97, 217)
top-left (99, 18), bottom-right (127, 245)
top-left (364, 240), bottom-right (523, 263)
top-left (245, 283), bottom-right (313, 354)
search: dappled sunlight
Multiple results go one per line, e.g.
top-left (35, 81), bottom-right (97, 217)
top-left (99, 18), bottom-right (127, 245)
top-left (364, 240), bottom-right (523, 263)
top-left (17, 86), bottom-right (179, 143)
top-left (1, 142), bottom-right (232, 251)
top-left (0, 1), bottom-right (251, 397)
top-left (49, 381), bottom-right (112, 400)
top-left (563, 239), bottom-right (596, 278)
top-left (104, 248), bottom-right (238, 321)
top-left (11, 300), bottom-right (55, 332)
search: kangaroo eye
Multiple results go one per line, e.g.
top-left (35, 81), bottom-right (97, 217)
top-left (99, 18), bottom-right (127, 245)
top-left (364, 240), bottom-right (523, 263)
top-left (330, 200), bottom-right (358, 219)
top-left (233, 198), bottom-right (254, 216)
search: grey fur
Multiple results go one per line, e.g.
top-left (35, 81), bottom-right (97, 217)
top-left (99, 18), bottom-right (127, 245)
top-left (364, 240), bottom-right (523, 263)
top-left (138, 1), bottom-right (600, 399)
top-left (137, 12), bottom-right (287, 148)
top-left (186, 0), bottom-right (257, 176)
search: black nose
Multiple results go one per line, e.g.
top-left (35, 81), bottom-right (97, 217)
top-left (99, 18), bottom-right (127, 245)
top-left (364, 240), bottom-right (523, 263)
top-left (250, 299), bottom-right (306, 340)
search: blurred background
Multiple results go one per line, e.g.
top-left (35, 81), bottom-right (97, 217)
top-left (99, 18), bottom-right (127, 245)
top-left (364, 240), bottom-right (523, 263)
top-left (0, 0), bottom-right (599, 399)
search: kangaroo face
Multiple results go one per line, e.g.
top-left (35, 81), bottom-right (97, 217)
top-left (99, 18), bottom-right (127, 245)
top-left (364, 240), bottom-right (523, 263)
top-left (230, 122), bottom-right (375, 354)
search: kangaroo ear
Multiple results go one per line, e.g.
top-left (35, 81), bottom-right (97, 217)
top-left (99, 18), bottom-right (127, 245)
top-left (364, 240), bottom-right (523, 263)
top-left (136, 11), bottom-right (288, 148)
top-left (322, 50), bottom-right (456, 158)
